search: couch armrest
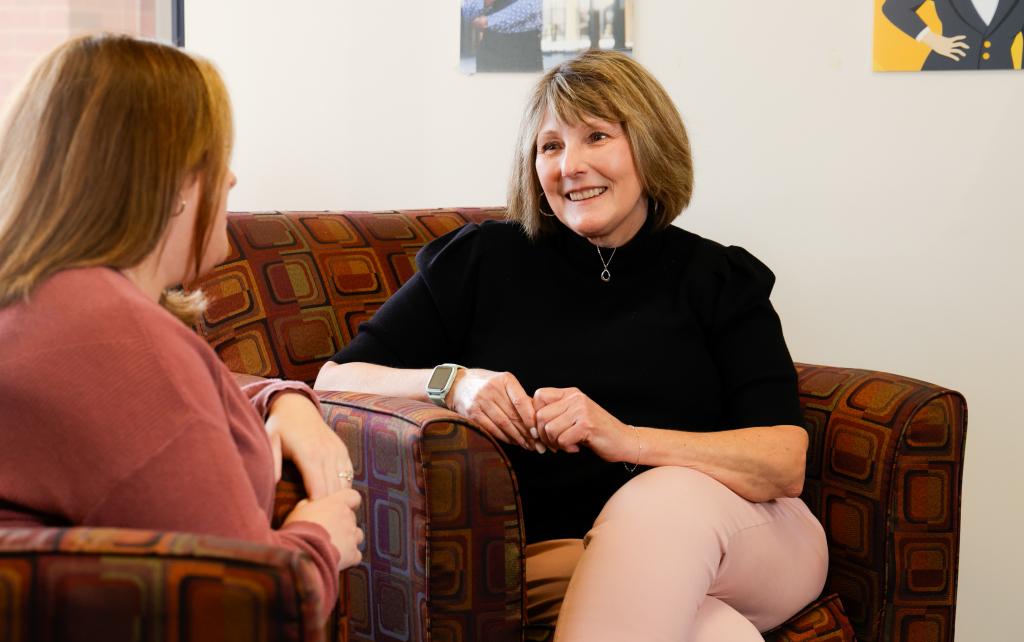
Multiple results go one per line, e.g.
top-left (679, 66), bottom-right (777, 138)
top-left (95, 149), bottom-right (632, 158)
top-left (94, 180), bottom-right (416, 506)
top-left (308, 390), bottom-right (524, 642)
top-left (796, 363), bottom-right (967, 642)
top-left (0, 526), bottom-right (327, 642)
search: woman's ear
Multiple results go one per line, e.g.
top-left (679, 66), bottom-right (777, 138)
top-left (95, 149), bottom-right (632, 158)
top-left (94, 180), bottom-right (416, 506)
top-left (175, 173), bottom-right (202, 215)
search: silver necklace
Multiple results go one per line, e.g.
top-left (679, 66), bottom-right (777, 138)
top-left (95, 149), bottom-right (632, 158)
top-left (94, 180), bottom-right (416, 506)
top-left (596, 246), bottom-right (617, 282)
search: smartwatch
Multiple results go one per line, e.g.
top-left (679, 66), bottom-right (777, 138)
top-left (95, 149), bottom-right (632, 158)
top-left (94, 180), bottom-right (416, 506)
top-left (426, 363), bottom-right (464, 408)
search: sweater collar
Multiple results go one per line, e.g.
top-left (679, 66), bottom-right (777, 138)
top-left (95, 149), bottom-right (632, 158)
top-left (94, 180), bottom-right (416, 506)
top-left (549, 207), bottom-right (662, 280)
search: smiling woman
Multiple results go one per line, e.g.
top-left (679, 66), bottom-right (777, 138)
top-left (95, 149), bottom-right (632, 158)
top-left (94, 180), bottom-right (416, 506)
top-left (534, 117), bottom-right (647, 248)
top-left (316, 50), bottom-right (825, 641)
top-left (509, 49), bottom-right (692, 240)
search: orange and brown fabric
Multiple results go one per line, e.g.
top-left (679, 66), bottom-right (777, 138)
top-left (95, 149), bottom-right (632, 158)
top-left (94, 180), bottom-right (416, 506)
top-left (764, 593), bottom-right (857, 641)
top-left (0, 211), bottom-right (966, 642)
top-left (188, 209), bottom-right (965, 642)
top-left (797, 365), bottom-right (965, 642)
top-left (0, 526), bottom-right (327, 642)
top-left (196, 210), bottom-right (506, 387)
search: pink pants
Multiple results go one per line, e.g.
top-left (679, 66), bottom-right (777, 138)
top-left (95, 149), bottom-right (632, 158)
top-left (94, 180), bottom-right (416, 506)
top-left (525, 466), bottom-right (828, 642)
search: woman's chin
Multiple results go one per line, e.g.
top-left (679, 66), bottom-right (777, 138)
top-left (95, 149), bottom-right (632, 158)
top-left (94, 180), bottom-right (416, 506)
top-left (567, 221), bottom-right (617, 244)
top-left (197, 242), bottom-right (230, 279)
top-left (559, 210), bottom-right (609, 237)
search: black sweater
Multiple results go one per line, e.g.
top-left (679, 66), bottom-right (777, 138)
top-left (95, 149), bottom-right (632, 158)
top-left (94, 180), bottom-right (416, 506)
top-left (331, 217), bottom-right (802, 543)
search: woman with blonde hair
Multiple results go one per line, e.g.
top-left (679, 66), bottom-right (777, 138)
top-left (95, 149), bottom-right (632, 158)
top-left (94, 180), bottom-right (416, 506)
top-left (317, 50), bottom-right (827, 639)
top-left (0, 34), bottom-right (361, 619)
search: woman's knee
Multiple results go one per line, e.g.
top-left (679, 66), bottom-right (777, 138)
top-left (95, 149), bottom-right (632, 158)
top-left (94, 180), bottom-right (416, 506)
top-left (593, 466), bottom-right (743, 531)
top-left (711, 499), bottom-right (829, 631)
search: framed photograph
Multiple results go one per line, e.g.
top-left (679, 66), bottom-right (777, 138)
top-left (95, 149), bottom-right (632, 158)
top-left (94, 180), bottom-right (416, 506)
top-left (172, 0), bottom-right (184, 46)
top-left (460, 0), bottom-right (634, 74)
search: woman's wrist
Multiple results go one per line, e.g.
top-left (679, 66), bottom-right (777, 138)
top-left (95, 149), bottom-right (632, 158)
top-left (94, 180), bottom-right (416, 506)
top-left (621, 423), bottom-right (642, 472)
top-left (268, 389), bottom-right (315, 417)
top-left (444, 368), bottom-right (467, 410)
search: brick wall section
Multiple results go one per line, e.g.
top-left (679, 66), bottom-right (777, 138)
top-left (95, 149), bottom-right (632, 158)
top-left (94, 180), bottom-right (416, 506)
top-left (0, 0), bottom-right (69, 109)
top-left (0, 0), bottom-right (156, 110)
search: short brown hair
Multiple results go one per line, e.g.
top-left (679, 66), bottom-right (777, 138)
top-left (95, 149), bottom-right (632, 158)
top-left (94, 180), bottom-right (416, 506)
top-left (507, 50), bottom-right (693, 238)
top-left (0, 34), bottom-right (233, 320)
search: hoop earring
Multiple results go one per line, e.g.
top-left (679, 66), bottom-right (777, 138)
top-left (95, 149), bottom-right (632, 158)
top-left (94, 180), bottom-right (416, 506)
top-left (539, 194), bottom-right (556, 217)
top-left (173, 200), bottom-right (187, 217)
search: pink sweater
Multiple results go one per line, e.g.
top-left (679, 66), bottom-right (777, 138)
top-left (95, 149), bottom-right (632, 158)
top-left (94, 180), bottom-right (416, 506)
top-left (0, 267), bottom-right (340, 614)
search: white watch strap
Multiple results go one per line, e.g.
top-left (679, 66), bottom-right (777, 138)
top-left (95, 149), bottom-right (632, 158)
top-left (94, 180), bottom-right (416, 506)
top-left (427, 363), bottom-right (464, 408)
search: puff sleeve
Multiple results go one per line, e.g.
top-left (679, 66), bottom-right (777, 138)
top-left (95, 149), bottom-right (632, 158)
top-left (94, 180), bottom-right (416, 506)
top-left (702, 246), bottom-right (803, 430)
top-left (330, 223), bottom-right (483, 369)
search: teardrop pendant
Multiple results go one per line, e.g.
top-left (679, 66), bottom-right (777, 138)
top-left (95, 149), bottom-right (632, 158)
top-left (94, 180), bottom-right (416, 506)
top-left (596, 245), bottom-right (616, 283)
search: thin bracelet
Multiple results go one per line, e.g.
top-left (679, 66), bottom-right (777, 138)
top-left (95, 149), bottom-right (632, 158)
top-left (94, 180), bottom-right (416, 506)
top-left (623, 424), bottom-right (642, 473)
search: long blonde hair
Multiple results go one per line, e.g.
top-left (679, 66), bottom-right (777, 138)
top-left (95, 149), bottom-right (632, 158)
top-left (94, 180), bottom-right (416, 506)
top-left (508, 50), bottom-right (693, 238)
top-left (0, 33), bottom-right (233, 320)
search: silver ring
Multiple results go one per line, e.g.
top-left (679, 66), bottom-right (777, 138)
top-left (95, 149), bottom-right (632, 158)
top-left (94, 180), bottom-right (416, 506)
top-left (338, 470), bottom-right (354, 482)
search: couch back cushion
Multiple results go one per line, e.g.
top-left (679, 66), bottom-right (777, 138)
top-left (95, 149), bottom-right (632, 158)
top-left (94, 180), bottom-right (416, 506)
top-left (194, 209), bottom-right (505, 385)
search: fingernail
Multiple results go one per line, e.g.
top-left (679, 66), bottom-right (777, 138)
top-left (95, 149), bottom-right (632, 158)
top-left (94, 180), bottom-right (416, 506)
top-left (530, 427), bottom-right (539, 439)
top-left (534, 441), bottom-right (546, 454)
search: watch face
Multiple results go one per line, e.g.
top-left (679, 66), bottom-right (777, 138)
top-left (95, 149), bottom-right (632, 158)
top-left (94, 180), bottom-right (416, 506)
top-left (428, 366), bottom-right (454, 390)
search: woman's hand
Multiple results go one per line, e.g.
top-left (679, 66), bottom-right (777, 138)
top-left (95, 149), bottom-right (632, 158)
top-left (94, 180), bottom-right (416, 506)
top-left (449, 368), bottom-right (542, 452)
top-left (533, 387), bottom-right (633, 462)
top-left (920, 31), bottom-right (968, 61)
top-left (265, 392), bottom-right (354, 499)
top-left (285, 488), bottom-right (364, 570)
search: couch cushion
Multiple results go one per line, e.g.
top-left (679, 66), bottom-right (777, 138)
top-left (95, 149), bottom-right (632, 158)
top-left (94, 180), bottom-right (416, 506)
top-left (764, 593), bottom-right (856, 641)
top-left (195, 209), bottom-right (505, 385)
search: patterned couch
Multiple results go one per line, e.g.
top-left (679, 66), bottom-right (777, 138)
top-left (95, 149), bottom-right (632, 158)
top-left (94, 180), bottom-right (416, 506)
top-left (0, 209), bottom-right (967, 642)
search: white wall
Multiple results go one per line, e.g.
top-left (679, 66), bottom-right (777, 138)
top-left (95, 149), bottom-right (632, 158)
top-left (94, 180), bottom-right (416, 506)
top-left (188, 2), bottom-right (1023, 639)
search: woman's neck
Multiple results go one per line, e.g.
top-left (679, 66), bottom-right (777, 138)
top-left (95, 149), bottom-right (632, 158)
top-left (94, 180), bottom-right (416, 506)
top-left (120, 257), bottom-right (168, 303)
top-left (586, 211), bottom-right (648, 248)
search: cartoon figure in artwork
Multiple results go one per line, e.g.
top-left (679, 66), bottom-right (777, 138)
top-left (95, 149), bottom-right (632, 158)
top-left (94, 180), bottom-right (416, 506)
top-left (882, 0), bottom-right (1024, 69)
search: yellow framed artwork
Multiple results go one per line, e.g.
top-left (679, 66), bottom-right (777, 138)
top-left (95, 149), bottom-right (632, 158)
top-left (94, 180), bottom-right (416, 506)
top-left (873, 0), bottom-right (1023, 71)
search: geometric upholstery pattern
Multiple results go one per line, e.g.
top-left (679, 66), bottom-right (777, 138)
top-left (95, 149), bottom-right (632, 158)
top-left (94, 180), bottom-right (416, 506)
top-left (0, 209), bottom-right (965, 640)
top-left (197, 210), bottom-right (505, 387)
top-left (318, 392), bottom-right (523, 642)
top-left (192, 210), bottom-right (966, 642)
top-left (0, 526), bottom-right (327, 642)
top-left (795, 364), bottom-right (966, 642)
top-left (265, 388), bottom-right (524, 642)
top-left (268, 391), bottom-right (524, 642)
top-left (764, 593), bottom-right (858, 641)
top-left (0, 208), bottom-right (962, 638)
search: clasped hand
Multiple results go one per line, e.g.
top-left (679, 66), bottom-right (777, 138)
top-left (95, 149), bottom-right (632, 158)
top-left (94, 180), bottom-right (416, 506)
top-left (266, 392), bottom-right (363, 569)
top-left (265, 392), bottom-right (354, 497)
top-left (449, 368), bottom-right (632, 461)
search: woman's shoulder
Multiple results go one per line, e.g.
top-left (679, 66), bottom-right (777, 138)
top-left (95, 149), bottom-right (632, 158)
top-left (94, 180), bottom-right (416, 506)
top-left (664, 226), bottom-right (775, 289)
top-left (2, 267), bottom-right (161, 342)
top-left (58, 268), bottom-right (205, 339)
top-left (417, 219), bottom-right (528, 270)
top-left (3, 267), bottom-right (221, 382)
top-left (0, 267), bottom-right (231, 445)
top-left (661, 227), bottom-right (778, 327)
